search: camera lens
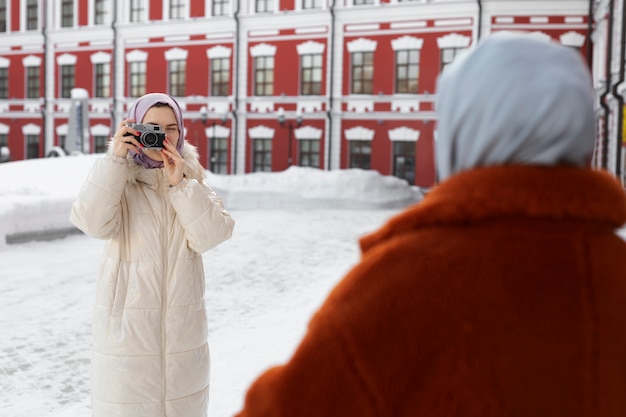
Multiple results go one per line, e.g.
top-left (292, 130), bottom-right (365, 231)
top-left (142, 133), bottom-right (159, 147)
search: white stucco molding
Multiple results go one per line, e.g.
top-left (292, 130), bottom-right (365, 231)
top-left (90, 51), bottom-right (111, 64)
top-left (296, 40), bottom-right (325, 55)
top-left (294, 125), bottom-right (322, 140)
top-left (249, 125), bottom-right (276, 139)
top-left (165, 47), bottom-right (188, 61)
top-left (57, 53), bottom-right (77, 66)
top-left (207, 45), bottom-right (232, 59)
top-left (560, 31), bottom-right (585, 47)
top-left (344, 126), bottom-right (375, 141)
top-left (347, 38), bottom-right (377, 53)
top-left (436, 33), bottom-right (471, 49)
top-left (126, 49), bottom-right (148, 62)
top-left (388, 126), bottom-right (420, 142)
top-left (391, 35), bottom-right (424, 51)
top-left (250, 43), bottom-right (277, 57)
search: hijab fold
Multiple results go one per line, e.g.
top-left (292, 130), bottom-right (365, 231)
top-left (126, 93), bottom-right (185, 169)
top-left (435, 32), bottom-right (595, 182)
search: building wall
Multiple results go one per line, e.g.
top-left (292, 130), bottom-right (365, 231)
top-left (0, 0), bottom-right (592, 187)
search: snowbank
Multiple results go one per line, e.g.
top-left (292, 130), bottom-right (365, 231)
top-left (0, 154), bottom-right (422, 246)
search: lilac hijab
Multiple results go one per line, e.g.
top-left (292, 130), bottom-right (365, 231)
top-left (126, 93), bottom-right (185, 168)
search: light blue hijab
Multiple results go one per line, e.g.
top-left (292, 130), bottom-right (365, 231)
top-left (435, 32), bottom-right (595, 182)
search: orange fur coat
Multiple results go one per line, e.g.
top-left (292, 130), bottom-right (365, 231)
top-left (236, 165), bottom-right (626, 417)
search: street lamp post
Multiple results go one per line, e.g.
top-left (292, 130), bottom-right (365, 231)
top-left (277, 107), bottom-right (303, 167)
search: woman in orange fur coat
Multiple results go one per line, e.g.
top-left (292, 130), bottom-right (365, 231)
top-left (235, 33), bottom-right (626, 417)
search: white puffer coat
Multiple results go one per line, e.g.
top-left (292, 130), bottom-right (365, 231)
top-left (70, 142), bottom-right (234, 417)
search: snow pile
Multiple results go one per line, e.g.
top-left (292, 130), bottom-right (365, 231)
top-left (0, 154), bottom-right (422, 246)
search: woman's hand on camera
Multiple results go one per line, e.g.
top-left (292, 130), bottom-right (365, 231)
top-left (111, 119), bottom-right (143, 158)
top-left (162, 136), bottom-right (185, 187)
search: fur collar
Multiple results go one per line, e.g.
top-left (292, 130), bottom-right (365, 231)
top-left (360, 165), bottom-right (626, 252)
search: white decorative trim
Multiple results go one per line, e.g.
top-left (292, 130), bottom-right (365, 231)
top-left (23, 55), bottom-right (41, 67)
top-left (391, 36), bottom-right (424, 51)
top-left (126, 49), bottom-right (148, 62)
top-left (56, 124), bottom-right (68, 135)
top-left (0, 123), bottom-right (9, 134)
top-left (388, 127), bottom-right (420, 142)
top-left (530, 16), bottom-right (549, 24)
top-left (297, 41), bottom-right (325, 55)
top-left (0, 57), bottom-right (7, 68)
top-left (294, 125), bottom-right (322, 140)
top-left (57, 53), bottom-right (77, 66)
top-left (90, 51), bottom-right (111, 64)
top-left (205, 125), bottom-right (231, 139)
top-left (23, 123), bottom-right (41, 135)
top-left (560, 31), bottom-right (585, 47)
top-left (436, 33), bottom-right (471, 49)
top-left (391, 99), bottom-right (419, 112)
top-left (90, 124), bottom-right (110, 136)
top-left (345, 126), bottom-right (375, 141)
top-left (250, 101), bottom-right (275, 113)
top-left (346, 24), bottom-right (380, 32)
top-left (249, 125), bottom-right (276, 139)
top-left (250, 43), bottom-right (277, 57)
top-left (207, 45), bottom-right (232, 59)
top-left (346, 100), bottom-right (374, 112)
top-left (165, 47), bottom-right (188, 61)
top-left (434, 18), bottom-right (472, 27)
top-left (347, 38), bottom-right (377, 53)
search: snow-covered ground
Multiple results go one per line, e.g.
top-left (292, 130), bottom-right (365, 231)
top-left (0, 154), bottom-right (423, 417)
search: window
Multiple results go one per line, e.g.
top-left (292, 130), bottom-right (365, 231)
top-left (26, 66), bottom-right (40, 98)
top-left (94, 0), bottom-right (107, 25)
top-left (130, 0), bottom-right (145, 22)
top-left (392, 141), bottom-right (415, 184)
top-left (253, 139), bottom-right (272, 172)
top-left (0, 0), bottom-right (6, 33)
top-left (129, 61), bottom-right (146, 97)
top-left (254, 56), bottom-right (274, 96)
top-left (396, 49), bottom-right (419, 94)
top-left (213, 0), bottom-right (228, 16)
top-left (302, 0), bottom-right (323, 8)
top-left (299, 139), bottom-right (320, 168)
top-left (349, 140), bottom-right (371, 169)
top-left (26, 0), bottom-right (38, 30)
top-left (26, 134), bottom-right (39, 159)
top-left (168, 60), bottom-right (186, 97)
top-left (60, 65), bottom-right (75, 98)
top-left (301, 54), bottom-right (322, 95)
top-left (440, 47), bottom-right (463, 72)
top-left (210, 137), bottom-right (228, 174)
top-left (94, 63), bottom-right (110, 98)
top-left (211, 58), bottom-right (229, 96)
top-left (94, 135), bottom-right (108, 153)
top-left (61, 0), bottom-right (74, 28)
top-left (351, 52), bottom-right (373, 94)
top-left (0, 67), bottom-right (7, 99)
top-left (255, 0), bottom-right (273, 13)
top-left (0, 133), bottom-right (7, 148)
top-left (170, 0), bottom-right (184, 19)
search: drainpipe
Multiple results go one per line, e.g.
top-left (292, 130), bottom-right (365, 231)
top-left (476, 0), bottom-right (482, 41)
top-left (612, 0), bottom-right (626, 182)
top-left (41, 1), bottom-right (48, 155)
top-left (232, 0), bottom-right (241, 174)
top-left (326, 0), bottom-right (336, 170)
top-left (599, 0), bottom-right (614, 169)
top-left (586, 0), bottom-right (593, 68)
top-left (111, 0), bottom-right (118, 128)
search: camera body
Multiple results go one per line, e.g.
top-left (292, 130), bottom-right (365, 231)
top-left (124, 123), bottom-right (166, 149)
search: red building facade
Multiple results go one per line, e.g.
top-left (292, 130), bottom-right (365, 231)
top-left (0, 0), bottom-right (591, 187)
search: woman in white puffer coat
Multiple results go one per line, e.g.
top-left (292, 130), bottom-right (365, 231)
top-left (70, 93), bottom-right (235, 417)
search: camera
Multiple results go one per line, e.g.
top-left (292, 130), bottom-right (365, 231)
top-left (124, 123), bottom-right (166, 149)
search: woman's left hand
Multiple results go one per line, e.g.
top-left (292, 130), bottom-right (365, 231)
top-left (162, 136), bottom-right (185, 187)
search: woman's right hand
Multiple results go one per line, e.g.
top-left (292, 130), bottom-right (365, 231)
top-left (111, 119), bottom-right (144, 158)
